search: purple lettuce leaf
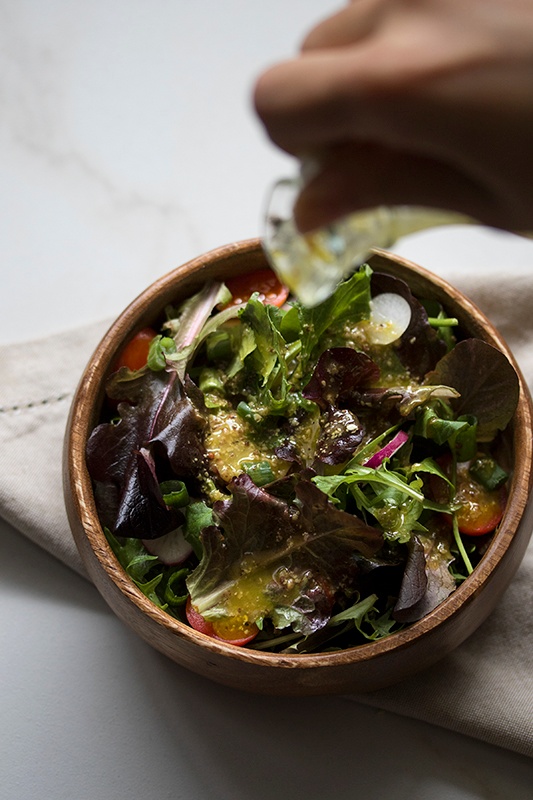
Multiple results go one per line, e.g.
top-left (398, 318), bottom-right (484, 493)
top-left (86, 369), bottom-right (208, 539)
top-left (301, 347), bottom-right (378, 465)
top-left (187, 473), bottom-right (384, 635)
top-left (113, 447), bottom-right (184, 539)
top-left (302, 347), bottom-right (380, 410)
top-left (314, 408), bottom-right (364, 465)
top-left (393, 533), bottom-right (455, 622)
top-left (341, 384), bottom-right (458, 421)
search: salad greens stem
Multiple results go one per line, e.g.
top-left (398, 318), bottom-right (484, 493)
top-left (452, 514), bottom-right (474, 575)
top-left (427, 316), bottom-right (459, 328)
top-left (251, 630), bottom-right (303, 651)
top-left (449, 456), bottom-right (474, 576)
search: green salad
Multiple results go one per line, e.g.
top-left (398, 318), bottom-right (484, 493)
top-left (86, 264), bottom-right (519, 652)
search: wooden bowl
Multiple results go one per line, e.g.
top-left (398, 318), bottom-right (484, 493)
top-left (63, 239), bottom-right (533, 695)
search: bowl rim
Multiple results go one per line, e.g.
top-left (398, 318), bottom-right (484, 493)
top-left (64, 238), bottom-right (533, 670)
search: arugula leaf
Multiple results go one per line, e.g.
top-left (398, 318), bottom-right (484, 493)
top-left (370, 491), bottom-right (425, 544)
top-left (105, 528), bottom-right (159, 582)
top-left (403, 457), bottom-right (453, 486)
top-left (134, 574), bottom-right (168, 609)
top-left (311, 458), bottom-right (450, 543)
top-left (313, 462), bottom-right (426, 506)
top-left (414, 405), bottom-right (478, 460)
top-left (329, 593), bottom-right (378, 626)
top-left (357, 607), bottom-right (399, 641)
top-left (183, 500), bottom-right (213, 559)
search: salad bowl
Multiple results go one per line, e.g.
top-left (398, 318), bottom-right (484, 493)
top-left (63, 239), bottom-right (533, 695)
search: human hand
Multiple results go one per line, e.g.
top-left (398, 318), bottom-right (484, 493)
top-left (254, 0), bottom-right (533, 233)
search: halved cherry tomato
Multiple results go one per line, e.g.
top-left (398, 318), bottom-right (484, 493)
top-left (113, 327), bottom-right (158, 372)
top-left (220, 268), bottom-right (289, 309)
top-left (185, 597), bottom-right (258, 646)
top-left (431, 456), bottom-right (506, 536)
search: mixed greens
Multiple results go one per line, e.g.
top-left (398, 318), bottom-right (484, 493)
top-left (86, 264), bottom-right (519, 652)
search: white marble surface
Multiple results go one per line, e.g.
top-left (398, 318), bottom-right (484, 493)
top-left (1, 2), bottom-right (533, 799)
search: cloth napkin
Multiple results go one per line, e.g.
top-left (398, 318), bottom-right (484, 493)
top-left (1, 266), bottom-right (532, 759)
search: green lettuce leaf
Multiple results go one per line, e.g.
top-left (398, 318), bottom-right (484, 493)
top-left (297, 264), bottom-right (372, 369)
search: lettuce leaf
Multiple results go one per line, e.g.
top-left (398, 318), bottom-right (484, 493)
top-left (282, 264), bottom-right (372, 376)
top-left (163, 281), bottom-right (235, 379)
top-left (314, 408), bottom-right (365, 466)
top-left (302, 347), bottom-right (380, 410)
top-left (393, 532), bottom-right (455, 622)
top-left (86, 370), bottom-right (207, 539)
top-left (187, 473), bottom-right (384, 635)
top-left (235, 295), bottom-right (296, 418)
top-left (426, 339), bottom-right (520, 441)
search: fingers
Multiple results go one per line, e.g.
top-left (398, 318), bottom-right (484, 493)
top-left (253, 0), bottom-right (501, 158)
top-left (254, 0), bottom-right (533, 234)
top-left (253, 2), bottom-right (389, 154)
top-left (300, 0), bottom-right (381, 51)
top-left (253, 0), bottom-right (424, 155)
top-left (253, 49), bottom-right (364, 155)
top-left (253, 33), bottom-right (477, 158)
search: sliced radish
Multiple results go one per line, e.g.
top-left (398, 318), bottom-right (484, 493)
top-left (142, 527), bottom-right (193, 565)
top-left (367, 293), bottom-right (412, 345)
top-left (364, 430), bottom-right (409, 468)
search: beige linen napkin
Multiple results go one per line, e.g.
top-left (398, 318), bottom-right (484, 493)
top-left (0, 320), bottom-right (110, 578)
top-left (1, 273), bottom-right (532, 758)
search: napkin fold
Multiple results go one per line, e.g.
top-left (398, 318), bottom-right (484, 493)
top-left (1, 273), bottom-right (532, 758)
top-left (0, 320), bottom-right (110, 578)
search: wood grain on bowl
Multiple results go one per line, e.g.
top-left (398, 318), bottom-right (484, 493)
top-left (63, 239), bottom-right (533, 695)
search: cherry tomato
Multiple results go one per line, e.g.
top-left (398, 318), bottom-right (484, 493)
top-left (113, 327), bottom-right (157, 372)
top-left (185, 597), bottom-right (258, 646)
top-left (221, 268), bottom-right (289, 309)
top-left (431, 456), bottom-right (506, 536)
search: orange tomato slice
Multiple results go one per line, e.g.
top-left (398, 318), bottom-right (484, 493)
top-left (431, 456), bottom-right (505, 536)
top-left (221, 268), bottom-right (289, 309)
top-left (113, 327), bottom-right (157, 372)
top-left (185, 597), bottom-right (258, 646)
